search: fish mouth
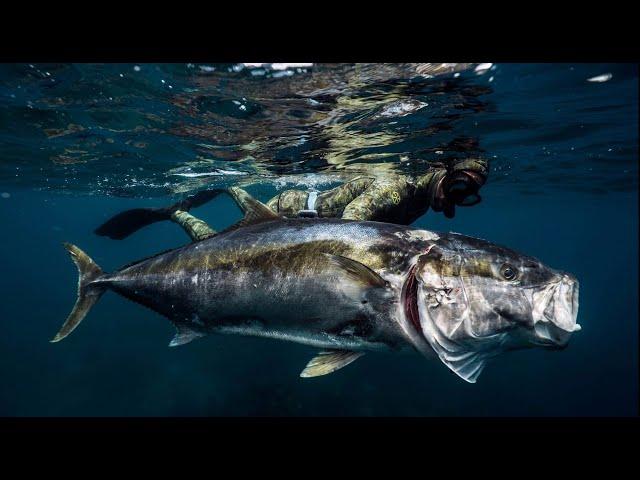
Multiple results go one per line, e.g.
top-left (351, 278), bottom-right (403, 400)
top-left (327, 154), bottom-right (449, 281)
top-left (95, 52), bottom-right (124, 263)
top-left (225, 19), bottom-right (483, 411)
top-left (533, 275), bottom-right (581, 347)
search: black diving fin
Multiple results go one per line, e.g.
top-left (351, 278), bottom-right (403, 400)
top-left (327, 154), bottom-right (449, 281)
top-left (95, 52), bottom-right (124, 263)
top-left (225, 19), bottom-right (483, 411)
top-left (95, 189), bottom-right (225, 240)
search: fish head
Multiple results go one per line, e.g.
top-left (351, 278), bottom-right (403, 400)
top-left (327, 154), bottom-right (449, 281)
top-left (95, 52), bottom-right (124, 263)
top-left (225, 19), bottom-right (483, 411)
top-left (407, 233), bottom-right (580, 383)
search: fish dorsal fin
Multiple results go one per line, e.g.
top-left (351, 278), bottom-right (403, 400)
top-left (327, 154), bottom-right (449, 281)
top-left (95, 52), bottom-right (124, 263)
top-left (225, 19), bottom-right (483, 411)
top-left (169, 327), bottom-right (206, 347)
top-left (323, 253), bottom-right (388, 288)
top-left (300, 350), bottom-right (365, 378)
top-left (220, 187), bottom-right (280, 233)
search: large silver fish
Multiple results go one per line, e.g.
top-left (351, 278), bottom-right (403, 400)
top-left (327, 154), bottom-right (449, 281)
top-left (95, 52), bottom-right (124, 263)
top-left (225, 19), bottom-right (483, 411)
top-left (52, 199), bottom-right (580, 383)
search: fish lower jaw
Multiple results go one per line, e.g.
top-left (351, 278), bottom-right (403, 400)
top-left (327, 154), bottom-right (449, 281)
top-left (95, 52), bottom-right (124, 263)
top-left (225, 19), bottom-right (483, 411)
top-left (532, 316), bottom-right (581, 348)
top-left (533, 276), bottom-right (581, 346)
top-left (541, 310), bottom-right (581, 332)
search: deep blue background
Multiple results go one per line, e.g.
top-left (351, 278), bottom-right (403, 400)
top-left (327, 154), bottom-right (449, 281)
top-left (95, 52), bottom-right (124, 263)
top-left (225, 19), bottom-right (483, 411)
top-left (0, 182), bottom-right (636, 416)
top-left (0, 63), bottom-right (637, 416)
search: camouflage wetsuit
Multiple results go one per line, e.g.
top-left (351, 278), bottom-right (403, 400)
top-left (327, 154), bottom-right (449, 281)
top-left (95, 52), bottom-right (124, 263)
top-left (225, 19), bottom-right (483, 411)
top-left (169, 158), bottom-right (488, 242)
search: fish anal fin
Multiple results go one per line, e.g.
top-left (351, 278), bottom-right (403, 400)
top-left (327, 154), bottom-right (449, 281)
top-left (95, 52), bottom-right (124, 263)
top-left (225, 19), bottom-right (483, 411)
top-left (323, 253), bottom-right (388, 288)
top-left (169, 328), bottom-right (206, 347)
top-left (300, 350), bottom-right (364, 378)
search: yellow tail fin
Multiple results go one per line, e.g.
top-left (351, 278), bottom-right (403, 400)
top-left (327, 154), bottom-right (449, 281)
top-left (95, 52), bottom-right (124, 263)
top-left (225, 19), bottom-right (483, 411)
top-left (51, 243), bottom-right (105, 343)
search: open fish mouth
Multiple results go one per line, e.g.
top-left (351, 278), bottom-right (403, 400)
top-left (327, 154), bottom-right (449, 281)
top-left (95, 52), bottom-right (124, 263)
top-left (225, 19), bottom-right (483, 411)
top-left (534, 275), bottom-right (581, 347)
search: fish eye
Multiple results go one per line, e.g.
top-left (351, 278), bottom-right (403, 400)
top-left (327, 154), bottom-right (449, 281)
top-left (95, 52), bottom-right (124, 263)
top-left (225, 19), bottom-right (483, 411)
top-left (500, 264), bottom-right (518, 281)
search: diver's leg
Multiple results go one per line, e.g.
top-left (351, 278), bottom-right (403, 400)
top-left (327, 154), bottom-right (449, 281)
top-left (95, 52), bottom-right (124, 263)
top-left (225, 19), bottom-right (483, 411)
top-left (170, 210), bottom-right (216, 241)
top-left (96, 185), bottom-right (284, 242)
top-left (95, 189), bottom-right (223, 240)
top-left (172, 186), bottom-right (276, 240)
top-left (227, 186), bottom-right (282, 215)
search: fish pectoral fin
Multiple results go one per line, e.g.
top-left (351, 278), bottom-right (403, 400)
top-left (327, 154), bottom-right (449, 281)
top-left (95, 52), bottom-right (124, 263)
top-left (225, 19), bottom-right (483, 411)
top-left (168, 328), bottom-right (206, 347)
top-left (323, 253), bottom-right (388, 288)
top-left (300, 350), bottom-right (365, 378)
top-left (440, 350), bottom-right (488, 384)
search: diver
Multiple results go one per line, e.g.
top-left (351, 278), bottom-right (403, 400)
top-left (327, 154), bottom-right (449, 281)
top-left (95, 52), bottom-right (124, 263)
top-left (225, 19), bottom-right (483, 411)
top-left (95, 157), bottom-right (488, 243)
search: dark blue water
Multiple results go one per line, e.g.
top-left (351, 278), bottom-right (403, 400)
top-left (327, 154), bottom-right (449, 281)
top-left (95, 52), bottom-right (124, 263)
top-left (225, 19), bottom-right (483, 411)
top-left (0, 63), bottom-right (637, 416)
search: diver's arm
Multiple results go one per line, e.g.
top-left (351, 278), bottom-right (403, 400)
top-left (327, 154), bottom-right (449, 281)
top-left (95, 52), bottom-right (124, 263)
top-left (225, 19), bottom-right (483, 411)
top-left (340, 156), bottom-right (489, 223)
top-left (315, 176), bottom-right (376, 218)
top-left (341, 176), bottom-right (414, 222)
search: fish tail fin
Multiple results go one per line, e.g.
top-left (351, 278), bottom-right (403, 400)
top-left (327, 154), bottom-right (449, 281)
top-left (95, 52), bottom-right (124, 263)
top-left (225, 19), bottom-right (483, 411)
top-left (51, 243), bottom-right (106, 343)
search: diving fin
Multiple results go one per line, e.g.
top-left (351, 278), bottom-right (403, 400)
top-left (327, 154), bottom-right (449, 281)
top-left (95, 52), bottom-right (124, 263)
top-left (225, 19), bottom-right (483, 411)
top-left (300, 350), bottom-right (365, 378)
top-left (95, 189), bottom-right (225, 240)
top-left (169, 327), bottom-right (206, 347)
top-left (94, 187), bottom-right (278, 240)
top-left (95, 207), bottom-right (172, 240)
top-left (181, 188), bottom-right (227, 210)
top-left (51, 243), bottom-right (106, 342)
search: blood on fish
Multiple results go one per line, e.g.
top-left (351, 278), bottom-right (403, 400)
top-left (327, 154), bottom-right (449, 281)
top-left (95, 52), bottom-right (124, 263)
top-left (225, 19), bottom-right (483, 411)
top-left (402, 263), bottom-right (422, 335)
